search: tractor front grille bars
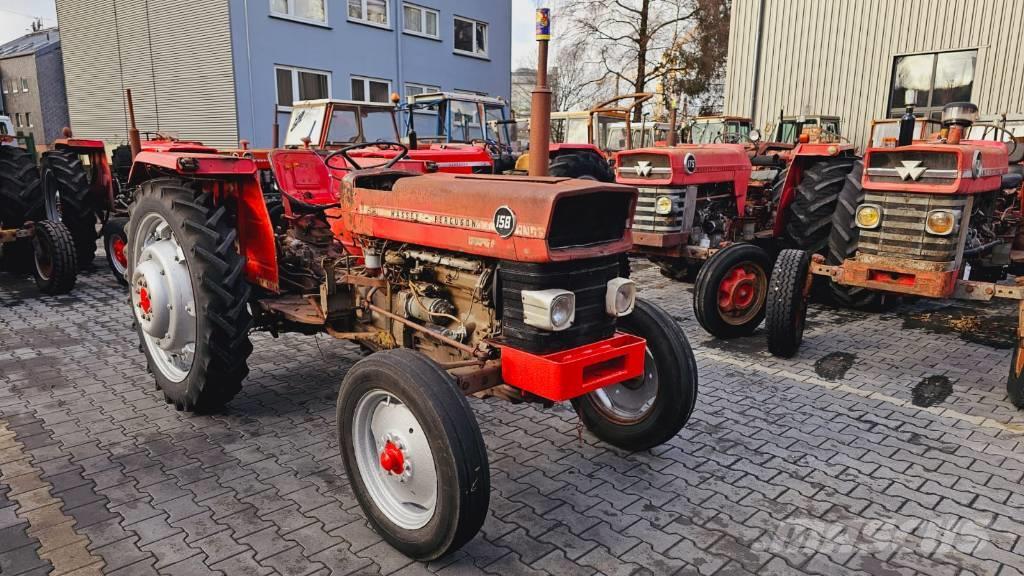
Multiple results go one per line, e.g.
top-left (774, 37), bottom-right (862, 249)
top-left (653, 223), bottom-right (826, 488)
top-left (856, 192), bottom-right (968, 262)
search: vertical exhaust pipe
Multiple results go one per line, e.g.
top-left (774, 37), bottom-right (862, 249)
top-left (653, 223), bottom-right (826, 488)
top-left (528, 8), bottom-right (552, 177)
top-left (126, 89), bottom-right (142, 160)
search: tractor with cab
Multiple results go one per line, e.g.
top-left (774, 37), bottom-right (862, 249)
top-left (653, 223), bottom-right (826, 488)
top-left (121, 20), bottom-right (698, 561)
top-left (764, 102), bottom-right (1024, 408)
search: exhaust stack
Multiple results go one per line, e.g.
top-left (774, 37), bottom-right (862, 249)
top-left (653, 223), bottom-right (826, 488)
top-left (126, 89), bottom-right (142, 160)
top-left (527, 8), bottom-right (552, 177)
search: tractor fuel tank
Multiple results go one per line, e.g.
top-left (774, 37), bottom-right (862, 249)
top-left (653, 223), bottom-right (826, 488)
top-left (330, 172), bottom-right (637, 263)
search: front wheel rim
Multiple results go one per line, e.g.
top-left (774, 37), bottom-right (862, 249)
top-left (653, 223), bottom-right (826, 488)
top-left (130, 213), bottom-right (197, 382)
top-left (352, 389), bottom-right (437, 530)
top-left (33, 236), bottom-right (53, 281)
top-left (717, 262), bottom-right (767, 326)
top-left (109, 233), bottom-right (128, 275)
top-left (590, 347), bottom-right (658, 423)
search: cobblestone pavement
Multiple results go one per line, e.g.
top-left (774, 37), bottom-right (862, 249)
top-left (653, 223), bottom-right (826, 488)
top-left (2, 254), bottom-right (1024, 576)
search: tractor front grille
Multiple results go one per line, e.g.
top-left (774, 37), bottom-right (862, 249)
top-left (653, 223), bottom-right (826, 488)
top-left (632, 186), bottom-right (686, 233)
top-left (499, 255), bottom-right (619, 353)
top-left (616, 153), bottom-right (672, 180)
top-left (857, 192), bottom-right (967, 262)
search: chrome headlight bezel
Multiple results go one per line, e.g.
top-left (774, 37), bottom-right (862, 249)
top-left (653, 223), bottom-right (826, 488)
top-left (924, 209), bottom-right (960, 236)
top-left (855, 203), bottom-right (882, 229)
top-left (521, 289), bottom-right (576, 331)
top-left (654, 196), bottom-right (674, 215)
top-left (605, 278), bottom-right (636, 317)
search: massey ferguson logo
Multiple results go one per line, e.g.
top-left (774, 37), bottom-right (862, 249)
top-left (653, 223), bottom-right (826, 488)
top-left (894, 160), bottom-right (927, 181)
top-left (634, 160), bottom-right (653, 177)
top-left (493, 206), bottom-right (517, 238)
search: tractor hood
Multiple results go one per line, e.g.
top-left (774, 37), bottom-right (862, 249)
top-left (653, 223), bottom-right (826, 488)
top-left (863, 142), bottom-right (1008, 195)
top-left (339, 173), bottom-right (637, 262)
top-left (615, 144), bottom-right (751, 186)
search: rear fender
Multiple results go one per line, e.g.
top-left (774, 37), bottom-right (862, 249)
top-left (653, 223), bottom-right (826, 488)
top-left (131, 152), bottom-right (279, 292)
top-left (771, 143), bottom-right (854, 235)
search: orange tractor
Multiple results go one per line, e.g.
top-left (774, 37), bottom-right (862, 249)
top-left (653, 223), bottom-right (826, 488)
top-left (764, 102), bottom-right (1024, 407)
top-left (616, 138), bottom-right (858, 337)
top-left (117, 18), bottom-right (698, 560)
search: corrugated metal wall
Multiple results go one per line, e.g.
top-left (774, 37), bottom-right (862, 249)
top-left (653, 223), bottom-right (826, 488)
top-left (56, 0), bottom-right (238, 148)
top-left (724, 0), bottom-right (1024, 149)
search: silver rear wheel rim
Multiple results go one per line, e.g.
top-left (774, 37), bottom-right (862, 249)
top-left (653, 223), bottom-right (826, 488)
top-left (352, 389), bottom-right (437, 530)
top-left (130, 212), bottom-right (197, 382)
top-left (591, 347), bottom-right (658, 423)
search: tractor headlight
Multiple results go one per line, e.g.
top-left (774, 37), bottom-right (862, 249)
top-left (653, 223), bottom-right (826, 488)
top-left (521, 289), bottom-right (575, 331)
top-left (605, 278), bottom-right (637, 317)
top-left (855, 204), bottom-right (881, 229)
top-left (925, 209), bottom-right (958, 236)
top-left (655, 196), bottom-right (674, 215)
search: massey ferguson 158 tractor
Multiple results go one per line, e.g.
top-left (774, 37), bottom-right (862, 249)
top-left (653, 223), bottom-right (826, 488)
top-left (122, 15), bottom-right (697, 560)
top-left (616, 139), bottom-right (858, 338)
top-left (764, 103), bottom-right (1024, 407)
top-left (0, 132), bottom-right (78, 294)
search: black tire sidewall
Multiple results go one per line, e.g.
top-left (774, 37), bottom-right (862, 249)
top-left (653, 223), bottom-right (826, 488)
top-left (1008, 346), bottom-right (1024, 409)
top-left (767, 249), bottom-right (811, 357)
top-left (694, 243), bottom-right (771, 338)
top-left (337, 351), bottom-right (486, 560)
top-left (31, 221), bottom-right (77, 294)
top-left (572, 299), bottom-right (698, 451)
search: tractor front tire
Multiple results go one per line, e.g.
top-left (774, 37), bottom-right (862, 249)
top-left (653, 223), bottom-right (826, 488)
top-left (766, 249), bottom-right (811, 358)
top-left (40, 150), bottom-right (98, 266)
top-left (0, 146), bottom-right (44, 271)
top-left (783, 155), bottom-right (856, 254)
top-left (31, 220), bottom-right (78, 295)
top-left (127, 178), bottom-right (253, 412)
top-left (549, 151), bottom-right (615, 182)
top-left (102, 217), bottom-right (129, 286)
top-left (571, 299), bottom-right (698, 451)
top-left (694, 243), bottom-right (771, 338)
top-left (826, 160), bottom-right (898, 310)
top-left (1008, 345), bottom-right (1024, 409)
top-left (337, 349), bottom-right (489, 561)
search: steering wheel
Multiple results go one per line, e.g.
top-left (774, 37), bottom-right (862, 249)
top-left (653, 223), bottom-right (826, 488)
top-left (974, 124), bottom-right (1020, 160)
top-left (324, 141), bottom-right (409, 171)
top-left (470, 138), bottom-right (504, 157)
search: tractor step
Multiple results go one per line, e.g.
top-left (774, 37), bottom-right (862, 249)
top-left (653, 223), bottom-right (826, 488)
top-left (258, 295), bottom-right (325, 324)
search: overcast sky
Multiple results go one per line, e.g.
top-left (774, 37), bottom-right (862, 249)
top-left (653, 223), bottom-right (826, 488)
top-left (2, 0), bottom-right (541, 68)
top-left (0, 0), bottom-right (56, 45)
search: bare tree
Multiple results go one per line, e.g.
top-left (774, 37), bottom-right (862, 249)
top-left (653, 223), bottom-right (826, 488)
top-left (662, 0), bottom-right (730, 116)
top-left (550, 41), bottom-right (611, 111)
top-left (561, 0), bottom-right (698, 119)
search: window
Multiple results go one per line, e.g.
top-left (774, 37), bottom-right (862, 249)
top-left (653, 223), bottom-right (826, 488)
top-left (24, 112), bottom-right (31, 127)
top-left (15, 113), bottom-right (22, 128)
top-left (403, 3), bottom-right (438, 38)
top-left (349, 0), bottom-right (389, 27)
top-left (888, 49), bottom-right (977, 118)
top-left (269, 0), bottom-right (326, 24)
top-left (450, 100), bottom-right (483, 141)
top-left (275, 65), bottom-right (331, 110)
top-left (21, 78), bottom-right (28, 92)
top-left (1, 80), bottom-right (7, 94)
top-left (351, 76), bottom-right (392, 103)
top-left (453, 16), bottom-right (487, 58)
top-left (406, 82), bottom-right (440, 98)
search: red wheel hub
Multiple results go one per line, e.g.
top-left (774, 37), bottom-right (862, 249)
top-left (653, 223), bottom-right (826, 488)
top-left (379, 441), bottom-right (405, 475)
top-left (138, 287), bottom-right (153, 315)
top-left (112, 236), bottom-right (127, 267)
top-left (718, 265), bottom-right (758, 313)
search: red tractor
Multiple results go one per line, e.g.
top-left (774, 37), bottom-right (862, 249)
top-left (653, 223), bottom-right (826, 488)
top-left (616, 140), bottom-right (858, 337)
top-left (1, 133), bottom-right (78, 294)
top-left (120, 102), bottom-right (697, 560)
top-left (765, 102), bottom-right (1024, 407)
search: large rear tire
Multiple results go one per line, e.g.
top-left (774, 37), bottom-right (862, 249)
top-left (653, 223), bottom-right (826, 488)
top-left (0, 146), bottom-right (43, 271)
top-left (766, 249), bottom-right (811, 358)
top-left (826, 160), bottom-right (898, 310)
top-left (31, 220), bottom-right (78, 295)
top-left (127, 178), bottom-right (252, 412)
top-left (40, 150), bottom-right (98, 266)
top-left (694, 243), bottom-right (770, 338)
top-left (571, 299), bottom-right (698, 451)
top-left (337, 349), bottom-right (489, 560)
top-left (783, 156), bottom-right (856, 253)
top-left (549, 151), bottom-right (615, 182)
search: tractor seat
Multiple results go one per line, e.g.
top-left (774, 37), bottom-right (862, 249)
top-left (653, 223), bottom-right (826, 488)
top-left (268, 149), bottom-right (337, 206)
top-left (1002, 168), bottom-right (1023, 191)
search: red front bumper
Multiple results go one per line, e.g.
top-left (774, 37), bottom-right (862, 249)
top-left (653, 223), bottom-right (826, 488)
top-left (499, 333), bottom-right (646, 402)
